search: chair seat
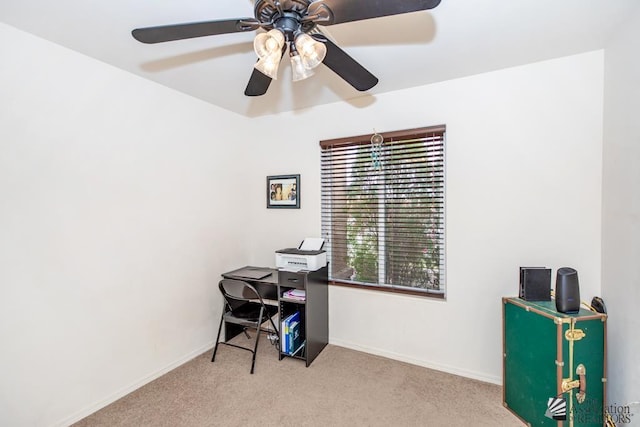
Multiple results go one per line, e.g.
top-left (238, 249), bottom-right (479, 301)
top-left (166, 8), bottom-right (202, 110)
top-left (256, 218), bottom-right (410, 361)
top-left (229, 302), bottom-right (262, 321)
top-left (224, 302), bottom-right (278, 321)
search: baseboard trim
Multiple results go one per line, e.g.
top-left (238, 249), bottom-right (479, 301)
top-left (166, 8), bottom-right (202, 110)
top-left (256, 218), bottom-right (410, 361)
top-left (54, 341), bottom-right (214, 427)
top-left (329, 338), bottom-right (502, 386)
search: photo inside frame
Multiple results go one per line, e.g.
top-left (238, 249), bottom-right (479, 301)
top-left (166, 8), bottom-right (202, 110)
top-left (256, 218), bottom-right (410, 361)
top-left (270, 179), bottom-right (297, 204)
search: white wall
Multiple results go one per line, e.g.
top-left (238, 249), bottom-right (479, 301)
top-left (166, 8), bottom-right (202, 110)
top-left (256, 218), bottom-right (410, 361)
top-left (602, 6), bottom-right (640, 410)
top-left (244, 51), bottom-right (605, 383)
top-left (0, 24), bottom-right (254, 427)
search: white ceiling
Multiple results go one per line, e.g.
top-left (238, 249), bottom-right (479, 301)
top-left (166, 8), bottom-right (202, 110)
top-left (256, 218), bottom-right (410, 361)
top-left (1, 0), bottom-right (638, 117)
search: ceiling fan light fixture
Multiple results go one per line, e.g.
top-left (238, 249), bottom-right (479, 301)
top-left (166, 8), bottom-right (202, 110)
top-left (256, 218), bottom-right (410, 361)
top-left (254, 52), bottom-right (281, 79)
top-left (290, 53), bottom-right (315, 82)
top-left (253, 29), bottom-right (285, 58)
top-left (131, 0), bottom-right (444, 96)
top-left (294, 33), bottom-right (327, 70)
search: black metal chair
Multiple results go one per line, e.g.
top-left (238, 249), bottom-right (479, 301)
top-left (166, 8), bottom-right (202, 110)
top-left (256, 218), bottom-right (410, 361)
top-left (211, 279), bottom-right (279, 374)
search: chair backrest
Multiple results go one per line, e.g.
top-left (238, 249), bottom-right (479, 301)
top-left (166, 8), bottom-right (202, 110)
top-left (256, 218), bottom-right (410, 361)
top-left (219, 279), bottom-right (261, 302)
top-left (219, 279), bottom-right (268, 318)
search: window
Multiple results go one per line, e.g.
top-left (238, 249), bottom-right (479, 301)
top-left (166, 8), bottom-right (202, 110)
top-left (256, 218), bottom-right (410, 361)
top-left (320, 125), bottom-right (445, 298)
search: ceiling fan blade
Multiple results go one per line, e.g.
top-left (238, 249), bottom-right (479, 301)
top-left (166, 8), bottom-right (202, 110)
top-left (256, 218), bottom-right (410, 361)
top-left (308, 0), bottom-right (441, 26)
top-left (312, 34), bottom-right (378, 91)
top-left (132, 18), bottom-right (259, 44)
top-left (244, 68), bottom-right (274, 96)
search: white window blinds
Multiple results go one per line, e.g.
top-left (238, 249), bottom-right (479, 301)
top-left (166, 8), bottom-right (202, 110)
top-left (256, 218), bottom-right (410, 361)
top-left (320, 125), bottom-right (446, 297)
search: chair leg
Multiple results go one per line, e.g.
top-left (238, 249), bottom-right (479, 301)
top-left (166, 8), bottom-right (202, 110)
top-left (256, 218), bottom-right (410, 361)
top-left (249, 307), bottom-right (265, 374)
top-left (211, 314), bottom-right (224, 362)
top-left (250, 325), bottom-right (260, 374)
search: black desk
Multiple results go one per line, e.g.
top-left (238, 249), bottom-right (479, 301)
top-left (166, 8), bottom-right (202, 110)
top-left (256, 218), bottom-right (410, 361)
top-left (221, 265), bottom-right (329, 367)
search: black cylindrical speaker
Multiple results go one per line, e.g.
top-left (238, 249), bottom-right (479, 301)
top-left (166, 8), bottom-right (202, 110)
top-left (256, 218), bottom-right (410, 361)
top-left (555, 267), bottom-right (580, 313)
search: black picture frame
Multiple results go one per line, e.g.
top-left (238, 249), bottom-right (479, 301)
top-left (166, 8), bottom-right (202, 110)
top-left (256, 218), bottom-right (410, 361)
top-left (267, 174), bottom-right (300, 209)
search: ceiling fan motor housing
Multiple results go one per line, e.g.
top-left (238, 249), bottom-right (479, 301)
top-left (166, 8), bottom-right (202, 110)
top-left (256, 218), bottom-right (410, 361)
top-left (275, 14), bottom-right (305, 40)
top-left (254, 0), bottom-right (316, 36)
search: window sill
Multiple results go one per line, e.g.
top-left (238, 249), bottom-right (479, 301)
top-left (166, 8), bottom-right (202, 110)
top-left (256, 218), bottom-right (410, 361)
top-left (328, 280), bottom-right (445, 300)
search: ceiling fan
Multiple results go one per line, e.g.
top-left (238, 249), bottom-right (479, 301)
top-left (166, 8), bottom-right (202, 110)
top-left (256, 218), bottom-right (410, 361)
top-left (132, 0), bottom-right (442, 96)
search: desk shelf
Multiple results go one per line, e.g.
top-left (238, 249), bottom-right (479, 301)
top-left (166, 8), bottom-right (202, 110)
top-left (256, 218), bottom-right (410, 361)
top-left (278, 266), bottom-right (328, 367)
top-left (279, 297), bottom-right (307, 304)
top-left (279, 301), bottom-right (307, 360)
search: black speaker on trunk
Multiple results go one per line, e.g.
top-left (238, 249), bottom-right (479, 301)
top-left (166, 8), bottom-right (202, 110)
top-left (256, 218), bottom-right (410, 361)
top-left (519, 267), bottom-right (551, 301)
top-left (555, 267), bottom-right (580, 313)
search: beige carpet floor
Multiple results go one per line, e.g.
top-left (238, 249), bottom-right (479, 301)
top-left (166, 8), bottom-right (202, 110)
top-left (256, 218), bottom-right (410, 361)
top-left (73, 334), bottom-right (523, 426)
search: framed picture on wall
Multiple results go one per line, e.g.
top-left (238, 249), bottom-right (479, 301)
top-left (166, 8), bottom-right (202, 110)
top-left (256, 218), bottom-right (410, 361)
top-left (267, 174), bottom-right (300, 209)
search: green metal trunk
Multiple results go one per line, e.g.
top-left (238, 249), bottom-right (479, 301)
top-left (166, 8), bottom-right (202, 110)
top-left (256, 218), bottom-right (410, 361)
top-left (503, 297), bottom-right (607, 426)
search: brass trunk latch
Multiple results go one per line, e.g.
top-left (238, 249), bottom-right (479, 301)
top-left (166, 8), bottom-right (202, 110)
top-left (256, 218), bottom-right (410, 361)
top-left (565, 328), bottom-right (585, 341)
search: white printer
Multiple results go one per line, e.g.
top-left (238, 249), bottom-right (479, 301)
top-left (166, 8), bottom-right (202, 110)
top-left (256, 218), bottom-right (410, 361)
top-left (275, 238), bottom-right (327, 272)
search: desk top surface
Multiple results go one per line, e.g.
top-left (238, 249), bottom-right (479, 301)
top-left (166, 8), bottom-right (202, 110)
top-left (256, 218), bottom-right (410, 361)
top-left (222, 266), bottom-right (279, 285)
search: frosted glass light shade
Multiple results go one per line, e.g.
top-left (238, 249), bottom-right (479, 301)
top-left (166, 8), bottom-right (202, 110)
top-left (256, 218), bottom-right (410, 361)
top-left (254, 52), bottom-right (281, 79)
top-left (254, 29), bottom-right (285, 58)
top-left (294, 33), bottom-right (326, 69)
top-left (290, 54), bottom-right (315, 81)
